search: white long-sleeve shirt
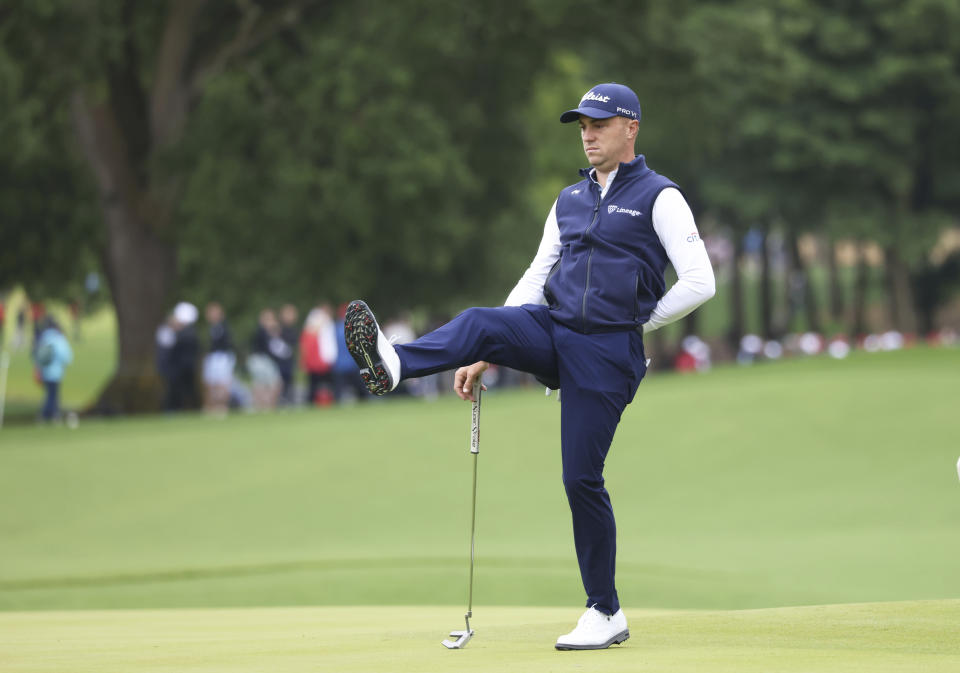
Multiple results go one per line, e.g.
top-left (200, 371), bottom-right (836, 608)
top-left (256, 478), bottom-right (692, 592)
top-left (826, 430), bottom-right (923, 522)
top-left (505, 167), bottom-right (715, 333)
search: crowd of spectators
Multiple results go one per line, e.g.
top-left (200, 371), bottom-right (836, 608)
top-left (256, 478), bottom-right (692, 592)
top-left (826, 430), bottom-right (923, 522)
top-left (16, 291), bottom-right (951, 421)
top-left (143, 297), bottom-right (960, 416)
top-left (669, 327), bottom-right (960, 373)
top-left (152, 300), bottom-right (543, 415)
top-left (154, 302), bottom-right (395, 414)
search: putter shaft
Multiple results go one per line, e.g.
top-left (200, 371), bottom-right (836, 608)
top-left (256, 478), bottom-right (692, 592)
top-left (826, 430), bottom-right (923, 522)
top-left (442, 376), bottom-right (482, 649)
top-left (466, 377), bottom-right (481, 618)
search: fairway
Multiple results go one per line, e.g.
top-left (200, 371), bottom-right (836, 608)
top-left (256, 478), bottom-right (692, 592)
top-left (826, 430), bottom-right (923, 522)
top-left (1, 348), bottom-right (959, 671)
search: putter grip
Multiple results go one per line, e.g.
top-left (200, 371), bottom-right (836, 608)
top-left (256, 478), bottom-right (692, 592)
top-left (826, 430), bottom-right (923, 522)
top-left (470, 377), bottom-right (481, 454)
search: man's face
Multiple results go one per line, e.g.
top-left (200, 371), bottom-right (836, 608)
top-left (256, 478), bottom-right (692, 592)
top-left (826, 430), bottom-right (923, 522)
top-left (206, 303), bottom-right (223, 324)
top-left (579, 115), bottom-right (637, 171)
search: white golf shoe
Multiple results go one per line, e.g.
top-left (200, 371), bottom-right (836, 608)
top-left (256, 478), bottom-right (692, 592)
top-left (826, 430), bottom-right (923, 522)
top-left (555, 606), bottom-right (629, 650)
top-left (344, 300), bottom-right (401, 395)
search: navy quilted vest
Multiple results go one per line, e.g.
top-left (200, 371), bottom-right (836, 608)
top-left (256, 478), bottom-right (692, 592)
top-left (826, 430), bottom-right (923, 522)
top-left (544, 155), bottom-right (677, 333)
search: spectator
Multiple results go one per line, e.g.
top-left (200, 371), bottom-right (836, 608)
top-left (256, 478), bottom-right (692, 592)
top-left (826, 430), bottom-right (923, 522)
top-left (301, 304), bottom-right (337, 406)
top-left (33, 318), bottom-right (73, 422)
top-left (156, 314), bottom-right (177, 400)
top-left (278, 304), bottom-right (300, 404)
top-left (383, 313), bottom-right (416, 345)
top-left (202, 302), bottom-right (235, 416)
top-left (14, 306), bottom-right (27, 350)
top-left (248, 309), bottom-right (284, 410)
top-left (164, 302), bottom-right (200, 411)
top-left (30, 302), bottom-right (46, 345)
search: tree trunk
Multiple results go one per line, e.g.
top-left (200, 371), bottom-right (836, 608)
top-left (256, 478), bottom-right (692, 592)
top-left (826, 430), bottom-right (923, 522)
top-left (827, 239), bottom-right (844, 324)
top-left (97, 207), bottom-right (176, 413)
top-left (852, 242), bottom-right (869, 337)
top-left (71, 93), bottom-right (177, 413)
top-left (759, 226), bottom-right (774, 339)
top-left (786, 232), bottom-right (821, 333)
top-left (727, 233), bottom-right (745, 351)
top-left (883, 245), bottom-right (918, 333)
top-left (65, 3), bottom-right (212, 413)
top-left (782, 231), bottom-right (805, 332)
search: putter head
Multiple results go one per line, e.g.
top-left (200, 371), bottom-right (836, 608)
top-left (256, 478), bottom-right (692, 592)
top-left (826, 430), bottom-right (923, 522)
top-left (441, 629), bottom-right (474, 649)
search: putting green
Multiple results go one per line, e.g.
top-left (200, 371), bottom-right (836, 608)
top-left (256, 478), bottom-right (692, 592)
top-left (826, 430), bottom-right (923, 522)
top-left (2, 601), bottom-right (958, 672)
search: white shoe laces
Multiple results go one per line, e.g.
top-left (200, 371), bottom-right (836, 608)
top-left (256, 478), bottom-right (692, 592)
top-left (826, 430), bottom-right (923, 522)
top-left (582, 606), bottom-right (609, 625)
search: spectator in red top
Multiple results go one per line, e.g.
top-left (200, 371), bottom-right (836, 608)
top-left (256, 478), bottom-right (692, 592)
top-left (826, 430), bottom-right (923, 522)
top-left (300, 304), bottom-right (337, 405)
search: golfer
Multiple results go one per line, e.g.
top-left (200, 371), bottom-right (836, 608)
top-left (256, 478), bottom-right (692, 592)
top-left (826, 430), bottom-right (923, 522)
top-left (346, 82), bottom-right (715, 650)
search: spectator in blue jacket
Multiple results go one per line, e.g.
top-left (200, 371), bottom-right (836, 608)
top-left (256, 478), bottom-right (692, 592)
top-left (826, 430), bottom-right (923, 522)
top-left (33, 318), bottom-right (73, 421)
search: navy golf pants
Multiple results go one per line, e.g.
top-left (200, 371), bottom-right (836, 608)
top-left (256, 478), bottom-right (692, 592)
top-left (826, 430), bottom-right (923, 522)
top-left (394, 304), bottom-right (647, 615)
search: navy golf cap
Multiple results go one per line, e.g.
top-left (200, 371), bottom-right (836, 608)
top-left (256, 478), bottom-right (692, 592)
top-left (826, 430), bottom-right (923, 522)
top-left (560, 83), bottom-right (641, 123)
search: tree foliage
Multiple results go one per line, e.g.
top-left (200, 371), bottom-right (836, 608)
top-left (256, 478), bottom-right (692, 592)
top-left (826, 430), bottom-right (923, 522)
top-left (174, 0), bottom-right (563, 318)
top-left (0, 9), bottom-right (101, 298)
top-left (594, 0), bottom-right (960, 336)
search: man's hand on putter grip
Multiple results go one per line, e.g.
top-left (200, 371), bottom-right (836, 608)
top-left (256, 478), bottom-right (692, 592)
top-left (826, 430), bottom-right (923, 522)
top-left (454, 361), bottom-right (489, 401)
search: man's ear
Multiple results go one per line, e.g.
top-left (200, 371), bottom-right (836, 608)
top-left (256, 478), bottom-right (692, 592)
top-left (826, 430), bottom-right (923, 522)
top-left (626, 118), bottom-right (639, 140)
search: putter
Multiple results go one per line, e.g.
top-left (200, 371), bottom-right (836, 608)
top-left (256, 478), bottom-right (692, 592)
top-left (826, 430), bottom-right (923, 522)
top-left (442, 375), bottom-right (482, 649)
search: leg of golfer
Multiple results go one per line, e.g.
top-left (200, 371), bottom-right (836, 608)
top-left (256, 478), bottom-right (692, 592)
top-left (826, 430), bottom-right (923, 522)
top-left (553, 325), bottom-right (643, 649)
top-left (393, 305), bottom-right (559, 385)
top-left (346, 298), bottom-right (643, 648)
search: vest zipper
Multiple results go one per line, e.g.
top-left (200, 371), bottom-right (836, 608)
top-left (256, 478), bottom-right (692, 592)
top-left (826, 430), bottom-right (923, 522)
top-left (634, 271), bottom-right (641, 321)
top-left (580, 189), bottom-right (602, 331)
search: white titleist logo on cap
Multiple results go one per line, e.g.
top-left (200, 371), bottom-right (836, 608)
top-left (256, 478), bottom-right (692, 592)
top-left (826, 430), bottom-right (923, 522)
top-left (581, 91), bottom-right (611, 103)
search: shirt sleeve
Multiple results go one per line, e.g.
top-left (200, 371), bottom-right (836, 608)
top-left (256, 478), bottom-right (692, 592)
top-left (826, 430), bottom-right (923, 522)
top-left (504, 200), bottom-right (562, 306)
top-left (642, 187), bottom-right (716, 333)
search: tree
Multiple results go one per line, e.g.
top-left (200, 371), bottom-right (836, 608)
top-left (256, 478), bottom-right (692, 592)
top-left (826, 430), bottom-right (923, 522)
top-left (173, 0), bottom-right (565, 319)
top-left (772, 0), bottom-right (960, 334)
top-left (4, 0), bottom-right (563, 412)
top-left (660, 0), bottom-right (960, 339)
top-left (4, 1), bottom-right (320, 411)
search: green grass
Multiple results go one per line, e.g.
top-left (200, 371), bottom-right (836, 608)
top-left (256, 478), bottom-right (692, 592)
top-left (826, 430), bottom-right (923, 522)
top-left (2, 602), bottom-right (959, 672)
top-left (1, 347), bottom-right (958, 670)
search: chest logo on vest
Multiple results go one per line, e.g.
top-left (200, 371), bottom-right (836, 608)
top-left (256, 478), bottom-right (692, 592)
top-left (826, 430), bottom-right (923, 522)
top-left (607, 204), bottom-right (643, 217)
